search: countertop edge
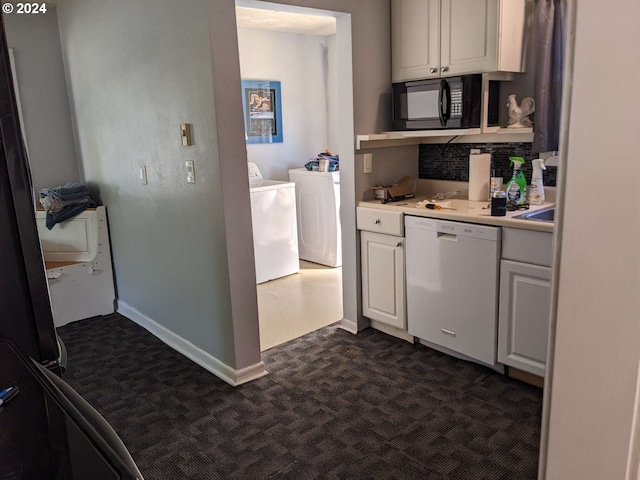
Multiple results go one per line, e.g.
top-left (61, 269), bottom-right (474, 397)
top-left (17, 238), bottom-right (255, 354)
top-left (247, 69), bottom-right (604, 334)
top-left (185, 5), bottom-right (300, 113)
top-left (357, 199), bottom-right (554, 233)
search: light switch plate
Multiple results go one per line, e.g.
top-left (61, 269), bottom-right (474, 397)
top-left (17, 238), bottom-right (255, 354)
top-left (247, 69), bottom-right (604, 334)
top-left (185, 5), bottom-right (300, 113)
top-left (180, 123), bottom-right (193, 146)
top-left (185, 160), bottom-right (195, 183)
top-left (363, 153), bottom-right (373, 174)
top-left (139, 165), bottom-right (147, 185)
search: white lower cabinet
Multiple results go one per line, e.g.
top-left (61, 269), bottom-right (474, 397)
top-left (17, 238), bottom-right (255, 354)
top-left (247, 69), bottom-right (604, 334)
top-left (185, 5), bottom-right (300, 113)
top-left (360, 231), bottom-right (405, 330)
top-left (356, 210), bottom-right (553, 375)
top-left (498, 259), bottom-right (551, 377)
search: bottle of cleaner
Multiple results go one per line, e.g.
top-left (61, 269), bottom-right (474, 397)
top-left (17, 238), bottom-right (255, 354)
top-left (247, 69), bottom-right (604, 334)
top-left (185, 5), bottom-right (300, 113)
top-left (529, 159), bottom-right (546, 205)
top-left (506, 156), bottom-right (527, 205)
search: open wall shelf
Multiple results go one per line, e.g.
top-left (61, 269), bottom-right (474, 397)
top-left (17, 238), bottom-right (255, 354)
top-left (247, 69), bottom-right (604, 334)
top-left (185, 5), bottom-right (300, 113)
top-left (356, 128), bottom-right (534, 150)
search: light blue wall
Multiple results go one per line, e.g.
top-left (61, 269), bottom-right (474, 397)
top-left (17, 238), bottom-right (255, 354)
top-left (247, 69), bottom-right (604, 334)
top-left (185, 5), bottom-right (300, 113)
top-left (56, 0), bottom-right (241, 367)
top-left (5, 8), bottom-right (80, 194)
top-left (54, 0), bottom-right (399, 375)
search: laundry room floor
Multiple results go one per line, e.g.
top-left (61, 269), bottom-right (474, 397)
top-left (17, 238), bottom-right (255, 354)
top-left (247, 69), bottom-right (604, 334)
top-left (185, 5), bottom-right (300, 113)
top-left (257, 260), bottom-right (342, 351)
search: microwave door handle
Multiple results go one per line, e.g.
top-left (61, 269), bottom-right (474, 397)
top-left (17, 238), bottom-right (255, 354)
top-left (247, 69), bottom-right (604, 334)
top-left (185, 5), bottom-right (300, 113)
top-left (439, 80), bottom-right (446, 126)
top-left (444, 80), bottom-right (452, 124)
top-left (391, 85), bottom-right (397, 126)
top-left (439, 79), bottom-right (451, 126)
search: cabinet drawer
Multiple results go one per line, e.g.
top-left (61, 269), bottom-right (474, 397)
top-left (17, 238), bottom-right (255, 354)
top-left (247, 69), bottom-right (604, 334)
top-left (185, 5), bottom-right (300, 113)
top-left (357, 208), bottom-right (403, 236)
top-left (502, 228), bottom-right (553, 267)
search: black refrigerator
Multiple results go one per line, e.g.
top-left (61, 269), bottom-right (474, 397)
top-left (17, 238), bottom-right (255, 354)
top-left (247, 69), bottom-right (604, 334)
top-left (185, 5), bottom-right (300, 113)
top-left (0, 15), bottom-right (58, 368)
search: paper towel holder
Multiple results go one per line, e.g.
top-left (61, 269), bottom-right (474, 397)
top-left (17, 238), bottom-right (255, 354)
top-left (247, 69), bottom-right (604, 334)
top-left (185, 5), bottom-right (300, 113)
top-left (468, 151), bottom-right (491, 202)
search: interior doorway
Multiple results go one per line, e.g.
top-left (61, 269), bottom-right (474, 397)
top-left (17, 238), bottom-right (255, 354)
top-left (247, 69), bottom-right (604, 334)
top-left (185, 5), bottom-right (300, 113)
top-left (234, 1), bottom-right (350, 351)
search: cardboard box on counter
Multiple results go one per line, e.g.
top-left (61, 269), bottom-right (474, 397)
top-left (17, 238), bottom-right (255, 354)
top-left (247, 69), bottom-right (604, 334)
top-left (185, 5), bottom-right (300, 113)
top-left (372, 176), bottom-right (417, 202)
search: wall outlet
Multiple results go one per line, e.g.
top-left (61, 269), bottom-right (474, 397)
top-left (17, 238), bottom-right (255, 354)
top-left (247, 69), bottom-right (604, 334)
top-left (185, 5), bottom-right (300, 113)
top-left (185, 160), bottom-right (195, 184)
top-left (363, 153), bottom-right (373, 174)
top-left (139, 165), bottom-right (147, 185)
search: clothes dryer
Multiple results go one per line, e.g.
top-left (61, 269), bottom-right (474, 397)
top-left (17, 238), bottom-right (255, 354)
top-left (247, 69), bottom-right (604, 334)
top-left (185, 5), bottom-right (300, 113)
top-left (288, 168), bottom-right (341, 267)
top-left (250, 179), bottom-right (299, 284)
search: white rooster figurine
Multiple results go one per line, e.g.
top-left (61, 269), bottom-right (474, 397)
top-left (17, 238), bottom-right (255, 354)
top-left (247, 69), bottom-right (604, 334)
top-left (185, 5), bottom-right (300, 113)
top-left (506, 94), bottom-right (535, 128)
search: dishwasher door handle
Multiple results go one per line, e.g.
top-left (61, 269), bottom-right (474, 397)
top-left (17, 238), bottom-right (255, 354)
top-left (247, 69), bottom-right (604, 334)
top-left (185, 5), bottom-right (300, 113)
top-left (437, 232), bottom-right (458, 241)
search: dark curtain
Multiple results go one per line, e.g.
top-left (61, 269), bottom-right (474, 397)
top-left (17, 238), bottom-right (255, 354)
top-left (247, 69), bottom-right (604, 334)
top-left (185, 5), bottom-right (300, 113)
top-left (532, 0), bottom-right (567, 154)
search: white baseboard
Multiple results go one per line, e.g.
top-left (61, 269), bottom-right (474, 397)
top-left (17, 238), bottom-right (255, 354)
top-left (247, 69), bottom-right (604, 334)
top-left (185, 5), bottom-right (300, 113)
top-left (117, 301), bottom-right (267, 386)
top-left (369, 320), bottom-right (415, 344)
top-left (339, 317), bottom-right (358, 334)
top-left (235, 362), bottom-right (269, 385)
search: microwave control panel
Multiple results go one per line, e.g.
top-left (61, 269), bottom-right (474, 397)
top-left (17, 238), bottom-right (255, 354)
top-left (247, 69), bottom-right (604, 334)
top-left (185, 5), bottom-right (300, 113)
top-left (450, 88), bottom-right (462, 118)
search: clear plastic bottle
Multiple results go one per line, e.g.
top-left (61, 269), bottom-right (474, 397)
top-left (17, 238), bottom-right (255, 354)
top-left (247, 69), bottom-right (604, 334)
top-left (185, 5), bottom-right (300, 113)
top-left (489, 169), bottom-right (503, 201)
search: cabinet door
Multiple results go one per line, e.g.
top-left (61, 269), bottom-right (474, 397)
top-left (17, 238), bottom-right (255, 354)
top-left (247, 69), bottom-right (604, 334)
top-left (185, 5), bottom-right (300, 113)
top-left (361, 231), bottom-right (405, 329)
top-left (391, 0), bottom-right (440, 82)
top-left (440, 0), bottom-right (498, 76)
top-left (498, 260), bottom-right (551, 377)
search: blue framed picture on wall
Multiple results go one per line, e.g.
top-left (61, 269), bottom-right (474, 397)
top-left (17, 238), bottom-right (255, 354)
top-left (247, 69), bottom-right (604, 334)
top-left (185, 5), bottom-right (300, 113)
top-left (241, 80), bottom-right (283, 144)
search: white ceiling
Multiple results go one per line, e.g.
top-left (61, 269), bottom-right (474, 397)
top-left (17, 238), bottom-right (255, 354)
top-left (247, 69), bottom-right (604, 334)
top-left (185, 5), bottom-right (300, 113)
top-left (235, 6), bottom-right (336, 36)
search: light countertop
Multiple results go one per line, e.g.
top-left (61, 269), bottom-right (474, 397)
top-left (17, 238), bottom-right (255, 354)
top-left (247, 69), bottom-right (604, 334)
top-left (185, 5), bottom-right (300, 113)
top-left (358, 196), bottom-right (554, 233)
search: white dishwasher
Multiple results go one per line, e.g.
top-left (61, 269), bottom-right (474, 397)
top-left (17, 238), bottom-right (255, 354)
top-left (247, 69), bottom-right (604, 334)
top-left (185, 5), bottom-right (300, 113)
top-left (405, 216), bottom-right (501, 366)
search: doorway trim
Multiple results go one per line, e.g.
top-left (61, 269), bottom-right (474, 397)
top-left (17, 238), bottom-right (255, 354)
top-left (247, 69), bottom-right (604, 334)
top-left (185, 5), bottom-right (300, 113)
top-left (227, 0), bottom-right (356, 362)
top-left (536, 0), bottom-right (577, 477)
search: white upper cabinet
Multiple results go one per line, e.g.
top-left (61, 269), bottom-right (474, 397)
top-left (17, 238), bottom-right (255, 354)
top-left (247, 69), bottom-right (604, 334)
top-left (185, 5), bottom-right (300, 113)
top-left (392, 0), bottom-right (440, 82)
top-left (392, 0), bottom-right (526, 83)
top-left (441, 0), bottom-right (499, 76)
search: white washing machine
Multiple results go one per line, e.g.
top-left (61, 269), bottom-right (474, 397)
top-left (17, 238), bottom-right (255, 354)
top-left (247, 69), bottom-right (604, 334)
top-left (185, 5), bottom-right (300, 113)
top-left (288, 168), bottom-right (341, 267)
top-left (250, 178), bottom-right (300, 284)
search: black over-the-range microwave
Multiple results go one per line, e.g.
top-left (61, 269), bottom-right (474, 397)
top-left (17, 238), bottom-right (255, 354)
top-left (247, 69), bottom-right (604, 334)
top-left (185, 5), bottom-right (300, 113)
top-left (392, 74), bottom-right (498, 131)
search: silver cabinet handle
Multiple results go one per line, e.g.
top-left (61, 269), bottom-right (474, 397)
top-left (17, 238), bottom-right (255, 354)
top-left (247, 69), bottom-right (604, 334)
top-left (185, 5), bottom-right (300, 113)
top-left (429, 67), bottom-right (437, 74)
top-left (441, 329), bottom-right (456, 337)
top-left (441, 66), bottom-right (449, 73)
top-left (374, 219), bottom-right (381, 225)
top-left (395, 242), bottom-right (402, 247)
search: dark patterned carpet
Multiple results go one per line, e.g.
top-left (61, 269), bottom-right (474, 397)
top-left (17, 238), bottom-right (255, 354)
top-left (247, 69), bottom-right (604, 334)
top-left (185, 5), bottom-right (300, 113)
top-left (57, 313), bottom-right (542, 480)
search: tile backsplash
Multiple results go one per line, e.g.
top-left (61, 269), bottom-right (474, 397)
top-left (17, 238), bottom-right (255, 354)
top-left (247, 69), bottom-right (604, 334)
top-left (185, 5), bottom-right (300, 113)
top-left (419, 142), bottom-right (557, 187)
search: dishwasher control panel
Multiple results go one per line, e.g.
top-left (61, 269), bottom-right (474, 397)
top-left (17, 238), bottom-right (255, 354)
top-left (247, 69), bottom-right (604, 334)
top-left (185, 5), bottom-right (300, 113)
top-left (404, 216), bottom-right (500, 241)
